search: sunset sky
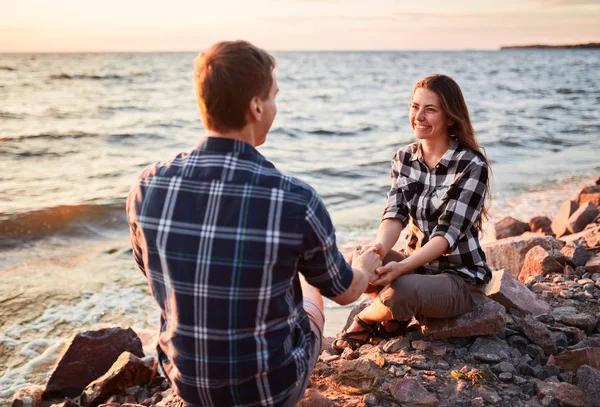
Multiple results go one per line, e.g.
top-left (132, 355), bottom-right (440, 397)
top-left (1, 0), bottom-right (599, 52)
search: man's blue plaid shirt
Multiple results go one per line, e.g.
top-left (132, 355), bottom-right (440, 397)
top-left (126, 137), bottom-right (353, 406)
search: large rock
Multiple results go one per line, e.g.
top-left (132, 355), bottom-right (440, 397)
top-left (576, 365), bottom-right (600, 407)
top-left (469, 336), bottom-right (513, 360)
top-left (43, 328), bottom-right (144, 398)
top-left (518, 315), bottom-right (558, 355)
top-left (389, 378), bottom-right (439, 406)
top-left (483, 235), bottom-right (564, 279)
top-left (492, 216), bottom-right (530, 240)
top-left (529, 216), bottom-right (553, 234)
top-left (553, 383), bottom-right (586, 407)
top-left (421, 300), bottom-right (506, 340)
top-left (568, 201), bottom-right (600, 234)
top-left (296, 389), bottom-right (334, 407)
top-left (562, 225), bottom-right (600, 248)
top-left (328, 359), bottom-right (381, 394)
top-left (560, 243), bottom-right (591, 267)
top-left (551, 307), bottom-right (598, 333)
top-left (518, 245), bottom-right (564, 283)
top-left (485, 269), bottom-right (550, 316)
top-left (586, 255), bottom-right (600, 273)
top-left (576, 185), bottom-right (600, 208)
top-left (548, 348), bottom-right (600, 370)
top-left (80, 352), bottom-right (154, 407)
top-left (552, 200), bottom-right (579, 237)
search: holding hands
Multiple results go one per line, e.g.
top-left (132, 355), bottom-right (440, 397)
top-left (350, 245), bottom-right (382, 283)
top-left (348, 243), bottom-right (413, 287)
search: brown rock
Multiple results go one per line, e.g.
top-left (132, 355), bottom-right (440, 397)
top-left (485, 269), bottom-right (550, 316)
top-left (586, 256), bottom-right (600, 273)
top-left (44, 327), bottom-right (144, 399)
top-left (11, 387), bottom-right (44, 407)
top-left (553, 382), bottom-right (586, 407)
top-left (483, 235), bottom-right (564, 279)
top-left (568, 202), bottom-right (600, 234)
top-left (296, 389), bottom-right (334, 407)
top-left (421, 300), bottom-right (506, 340)
top-left (576, 185), bottom-right (600, 207)
top-left (560, 243), bottom-right (591, 267)
top-left (529, 216), bottom-right (553, 234)
top-left (552, 200), bottom-right (579, 237)
top-left (555, 313), bottom-right (598, 333)
top-left (492, 216), bottom-right (530, 240)
top-left (561, 225), bottom-right (600, 247)
top-left (547, 348), bottom-right (600, 370)
top-left (519, 245), bottom-right (564, 283)
top-left (50, 402), bottom-right (81, 407)
top-left (389, 378), bottom-right (439, 406)
top-left (80, 352), bottom-right (154, 407)
top-left (519, 315), bottom-right (558, 355)
top-left (328, 359), bottom-right (381, 394)
top-left (576, 365), bottom-right (600, 407)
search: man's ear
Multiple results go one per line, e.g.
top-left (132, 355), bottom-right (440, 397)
top-left (248, 97), bottom-right (262, 122)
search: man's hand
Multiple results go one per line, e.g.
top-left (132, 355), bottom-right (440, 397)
top-left (351, 247), bottom-right (382, 283)
top-left (371, 261), bottom-right (413, 286)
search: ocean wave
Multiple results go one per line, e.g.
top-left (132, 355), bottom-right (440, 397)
top-left (0, 66), bottom-right (15, 71)
top-left (540, 104), bottom-right (568, 111)
top-left (0, 110), bottom-right (25, 119)
top-left (0, 203), bottom-right (126, 247)
top-left (4, 131), bottom-right (98, 142)
top-left (556, 88), bottom-right (586, 95)
top-left (49, 73), bottom-right (143, 81)
top-left (308, 126), bottom-right (374, 136)
top-left (106, 133), bottom-right (167, 142)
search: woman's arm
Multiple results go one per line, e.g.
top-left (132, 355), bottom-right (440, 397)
top-left (374, 218), bottom-right (404, 258)
top-left (371, 235), bottom-right (449, 286)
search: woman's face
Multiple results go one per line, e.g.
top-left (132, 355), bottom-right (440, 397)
top-left (409, 88), bottom-right (451, 142)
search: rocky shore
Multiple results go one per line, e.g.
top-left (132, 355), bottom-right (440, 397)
top-left (9, 178), bottom-right (600, 407)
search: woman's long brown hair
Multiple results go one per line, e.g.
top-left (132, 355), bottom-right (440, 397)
top-left (413, 74), bottom-right (491, 232)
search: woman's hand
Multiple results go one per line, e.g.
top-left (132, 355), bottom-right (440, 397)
top-left (371, 261), bottom-right (412, 286)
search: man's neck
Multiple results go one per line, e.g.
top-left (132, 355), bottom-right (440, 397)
top-left (206, 128), bottom-right (259, 147)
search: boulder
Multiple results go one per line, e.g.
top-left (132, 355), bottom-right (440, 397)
top-left (552, 383), bottom-right (585, 407)
top-left (492, 216), bottom-right (530, 240)
top-left (10, 387), bottom-right (44, 407)
top-left (483, 235), bottom-right (564, 279)
top-left (529, 216), bottom-right (553, 234)
top-left (576, 365), bottom-right (600, 407)
top-left (562, 225), bottom-right (600, 248)
top-left (296, 389), bottom-right (334, 407)
top-left (80, 352), bottom-right (154, 407)
top-left (576, 185), bottom-right (600, 208)
top-left (550, 307), bottom-right (597, 333)
top-left (518, 315), bottom-right (558, 355)
top-left (518, 245), bottom-right (564, 283)
top-left (547, 348), bottom-right (600, 370)
top-left (485, 269), bottom-right (550, 316)
top-left (551, 200), bottom-right (579, 237)
top-left (328, 359), bottom-right (381, 394)
top-left (568, 202), bottom-right (600, 234)
top-left (560, 243), bottom-right (591, 267)
top-left (586, 255), bottom-right (600, 273)
top-left (469, 336), bottom-right (513, 360)
top-left (421, 300), bottom-right (506, 340)
top-left (389, 378), bottom-right (439, 406)
top-left (43, 328), bottom-right (144, 399)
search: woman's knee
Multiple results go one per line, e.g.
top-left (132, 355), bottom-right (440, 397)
top-left (378, 274), bottom-right (422, 319)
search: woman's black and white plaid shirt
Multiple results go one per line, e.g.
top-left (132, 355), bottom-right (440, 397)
top-left (382, 139), bottom-right (492, 285)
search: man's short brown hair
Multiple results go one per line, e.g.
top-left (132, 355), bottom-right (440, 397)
top-left (194, 40), bottom-right (276, 133)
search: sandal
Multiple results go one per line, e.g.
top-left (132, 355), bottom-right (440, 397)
top-left (374, 319), bottom-right (410, 340)
top-left (331, 315), bottom-right (379, 351)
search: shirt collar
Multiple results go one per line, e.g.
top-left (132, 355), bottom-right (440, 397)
top-left (195, 136), bottom-right (263, 159)
top-left (410, 138), bottom-right (460, 168)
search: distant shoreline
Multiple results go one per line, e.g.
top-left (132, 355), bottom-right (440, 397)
top-left (500, 42), bottom-right (600, 50)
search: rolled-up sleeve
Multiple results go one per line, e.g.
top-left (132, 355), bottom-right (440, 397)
top-left (297, 190), bottom-right (353, 298)
top-left (430, 160), bottom-right (488, 252)
top-left (381, 156), bottom-right (409, 225)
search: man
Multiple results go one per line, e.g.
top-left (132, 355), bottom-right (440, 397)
top-left (126, 40), bottom-right (381, 407)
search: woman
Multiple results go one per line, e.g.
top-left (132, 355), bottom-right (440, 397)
top-left (333, 74), bottom-right (492, 350)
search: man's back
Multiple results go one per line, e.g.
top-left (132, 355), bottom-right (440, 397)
top-left (127, 137), bottom-right (353, 406)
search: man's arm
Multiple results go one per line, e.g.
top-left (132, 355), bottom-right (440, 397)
top-left (329, 248), bottom-right (380, 306)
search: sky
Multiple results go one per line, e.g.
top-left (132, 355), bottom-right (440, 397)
top-left (0, 0), bottom-right (599, 52)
